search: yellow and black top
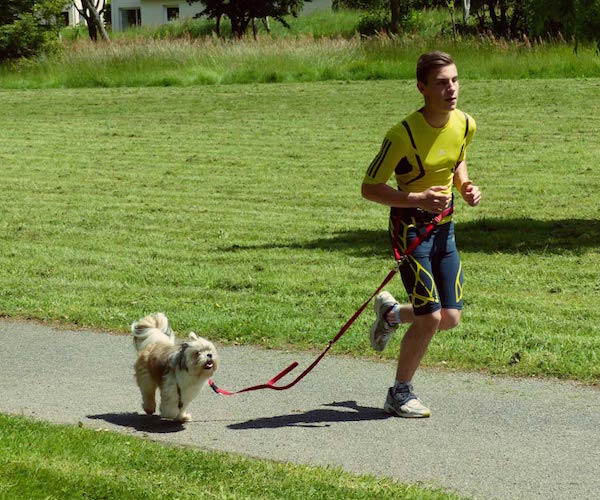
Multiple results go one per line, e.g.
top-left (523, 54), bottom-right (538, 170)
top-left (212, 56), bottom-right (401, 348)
top-left (363, 108), bottom-right (476, 222)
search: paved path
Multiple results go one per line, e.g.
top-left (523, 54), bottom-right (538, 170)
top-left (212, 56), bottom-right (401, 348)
top-left (1, 320), bottom-right (598, 499)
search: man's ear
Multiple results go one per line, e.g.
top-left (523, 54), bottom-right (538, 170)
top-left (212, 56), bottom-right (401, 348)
top-left (417, 80), bottom-right (426, 95)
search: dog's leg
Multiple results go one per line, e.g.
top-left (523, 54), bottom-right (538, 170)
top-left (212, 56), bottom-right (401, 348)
top-left (173, 379), bottom-right (204, 422)
top-left (176, 401), bottom-right (192, 422)
top-left (159, 377), bottom-right (189, 421)
top-left (136, 367), bottom-right (157, 415)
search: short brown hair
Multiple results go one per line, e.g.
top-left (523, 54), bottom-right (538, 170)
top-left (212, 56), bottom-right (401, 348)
top-left (416, 51), bottom-right (455, 85)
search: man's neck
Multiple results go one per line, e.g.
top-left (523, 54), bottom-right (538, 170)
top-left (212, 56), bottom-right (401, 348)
top-left (421, 106), bottom-right (452, 128)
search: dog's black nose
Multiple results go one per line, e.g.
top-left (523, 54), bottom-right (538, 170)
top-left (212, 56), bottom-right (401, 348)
top-left (207, 353), bottom-right (212, 359)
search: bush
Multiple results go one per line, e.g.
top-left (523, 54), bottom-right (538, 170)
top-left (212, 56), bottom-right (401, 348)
top-left (357, 9), bottom-right (390, 35)
top-left (333, 0), bottom-right (387, 10)
top-left (0, 0), bottom-right (64, 60)
top-left (0, 14), bottom-right (57, 60)
top-left (357, 5), bottom-right (424, 36)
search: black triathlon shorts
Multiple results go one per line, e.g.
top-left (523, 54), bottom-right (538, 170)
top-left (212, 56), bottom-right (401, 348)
top-left (389, 207), bottom-right (464, 316)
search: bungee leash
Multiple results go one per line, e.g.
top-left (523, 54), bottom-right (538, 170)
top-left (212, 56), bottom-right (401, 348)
top-left (208, 203), bottom-right (454, 396)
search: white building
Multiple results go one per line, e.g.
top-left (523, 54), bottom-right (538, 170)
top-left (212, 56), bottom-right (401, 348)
top-left (61, 0), bottom-right (106, 27)
top-left (110, 0), bottom-right (332, 32)
top-left (61, 0), bottom-right (85, 26)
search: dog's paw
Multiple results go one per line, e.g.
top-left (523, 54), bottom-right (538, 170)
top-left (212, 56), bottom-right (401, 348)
top-left (143, 405), bottom-right (156, 415)
top-left (176, 412), bottom-right (192, 422)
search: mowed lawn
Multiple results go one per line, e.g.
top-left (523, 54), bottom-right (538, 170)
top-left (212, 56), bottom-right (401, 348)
top-left (0, 78), bottom-right (598, 382)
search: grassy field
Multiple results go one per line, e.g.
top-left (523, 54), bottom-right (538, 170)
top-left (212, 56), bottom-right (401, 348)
top-left (0, 414), bottom-right (458, 499)
top-left (0, 78), bottom-right (598, 382)
top-left (1, 8), bottom-right (599, 89)
top-left (1, 36), bottom-right (598, 89)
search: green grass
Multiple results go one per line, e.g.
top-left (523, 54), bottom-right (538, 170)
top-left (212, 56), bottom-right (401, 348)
top-left (1, 8), bottom-right (599, 89)
top-left (0, 414), bottom-right (458, 499)
top-left (1, 36), bottom-right (598, 89)
top-left (0, 78), bottom-right (599, 382)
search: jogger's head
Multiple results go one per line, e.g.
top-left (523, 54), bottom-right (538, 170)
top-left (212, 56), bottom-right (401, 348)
top-left (416, 51), bottom-right (459, 114)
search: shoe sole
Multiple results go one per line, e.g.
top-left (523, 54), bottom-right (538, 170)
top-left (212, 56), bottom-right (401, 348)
top-left (384, 401), bottom-right (431, 418)
top-left (370, 293), bottom-right (397, 352)
top-left (369, 322), bottom-right (385, 352)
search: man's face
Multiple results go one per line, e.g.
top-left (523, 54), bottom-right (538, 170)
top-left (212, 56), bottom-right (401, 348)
top-left (417, 63), bottom-right (459, 113)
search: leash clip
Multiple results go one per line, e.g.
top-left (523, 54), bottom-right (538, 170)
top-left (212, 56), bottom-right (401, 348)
top-left (395, 256), bottom-right (406, 272)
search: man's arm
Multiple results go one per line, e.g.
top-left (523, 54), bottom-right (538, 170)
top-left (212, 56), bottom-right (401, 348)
top-left (453, 160), bottom-right (481, 206)
top-left (361, 182), bottom-right (452, 214)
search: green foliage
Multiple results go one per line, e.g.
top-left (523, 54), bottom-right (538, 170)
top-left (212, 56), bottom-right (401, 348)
top-left (0, 0), bottom-right (64, 60)
top-left (193, 0), bottom-right (310, 37)
top-left (527, 0), bottom-right (600, 44)
top-left (357, 9), bottom-right (390, 34)
top-left (0, 14), bottom-right (46, 59)
top-left (357, 1), bottom-right (423, 35)
top-left (332, 0), bottom-right (387, 9)
top-left (468, 0), bottom-right (600, 44)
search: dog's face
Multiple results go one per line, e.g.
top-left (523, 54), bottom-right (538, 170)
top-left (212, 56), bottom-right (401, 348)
top-left (179, 332), bottom-right (218, 377)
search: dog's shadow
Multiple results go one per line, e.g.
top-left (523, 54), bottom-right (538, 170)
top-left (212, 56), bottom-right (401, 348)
top-left (87, 413), bottom-right (185, 433)
top-left (228, 401), bottom-right (391, 430)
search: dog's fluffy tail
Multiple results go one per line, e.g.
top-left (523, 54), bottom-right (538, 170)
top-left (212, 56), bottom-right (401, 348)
top-left (131, 312), bottom-right (175, 352)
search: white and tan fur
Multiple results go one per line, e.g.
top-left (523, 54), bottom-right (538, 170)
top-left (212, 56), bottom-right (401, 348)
top-left (131, 313), bottom-right (218, 422)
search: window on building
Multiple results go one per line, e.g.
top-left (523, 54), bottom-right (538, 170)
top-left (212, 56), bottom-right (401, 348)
top-left (121, 8), bottom-right (141, 30)
top-left (61, 11), bottom-right (70, 26)
top-left (166, 7), bottom-right (179, 22)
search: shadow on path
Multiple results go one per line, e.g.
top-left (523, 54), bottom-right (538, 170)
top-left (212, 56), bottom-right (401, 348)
top-left (219, 218), bottom-right (600, 257)
top-left (87, 412), bottom-right (185, 433)
top-left (228, 401), bottom-right (391, 430)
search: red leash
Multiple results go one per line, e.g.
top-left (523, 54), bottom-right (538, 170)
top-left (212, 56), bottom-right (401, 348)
top-left (208, 204), bottom-right (453, 396)
top-left (209, 268), bottom-right (396, 395)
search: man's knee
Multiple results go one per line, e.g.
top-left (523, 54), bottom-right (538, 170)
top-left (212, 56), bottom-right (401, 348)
top-left (412, 310), bottom-right (442, 334)
top-left (439, 309), bottom-right (461, 331)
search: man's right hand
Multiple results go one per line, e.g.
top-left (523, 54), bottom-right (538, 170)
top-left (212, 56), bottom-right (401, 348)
top-left (420, 186), bottom-right (451, 213)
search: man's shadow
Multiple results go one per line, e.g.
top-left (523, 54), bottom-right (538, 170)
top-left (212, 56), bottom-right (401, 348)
top-left (228, 401), bottom-right (391, 430)
top-left (87, 412), bottom-right (185, 433)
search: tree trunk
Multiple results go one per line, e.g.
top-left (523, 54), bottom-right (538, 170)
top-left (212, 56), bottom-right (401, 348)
top-left (87, 21), bottom-right (98, 41)
top-left (231, 17), bottom-right (242, 38)
top-left (390, 0), bottom-right (400, 34)
top-left (499, 0), bottom-right (508, 34)
top-left (509, 1), bottom-right (522, 36)
top-left (486, 0), bottom-right (498, 33)
top-left (462, 0), bottom-right (470, 24)
top-left (80, 0), bottom-right (109, 41)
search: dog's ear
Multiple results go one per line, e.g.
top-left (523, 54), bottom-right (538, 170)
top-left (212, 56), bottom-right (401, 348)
top-left (188, 332), bottom-right (198, 341)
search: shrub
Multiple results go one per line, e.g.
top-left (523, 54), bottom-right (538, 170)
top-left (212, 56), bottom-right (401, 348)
top-left (0, 0), bottom-right (64, 60)
top-left (0, 14), bottom-right (57, 60)
top-left (357, 9), bottom-right (390, 35)
top-left (333, 0), bottom-right (387, 10)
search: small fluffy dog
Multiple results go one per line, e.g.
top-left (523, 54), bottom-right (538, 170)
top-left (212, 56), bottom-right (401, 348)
top-left (131, 313), bottom-right (218, 422)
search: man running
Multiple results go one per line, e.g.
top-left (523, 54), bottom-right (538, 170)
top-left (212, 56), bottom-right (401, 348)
top-left (361, 51), bottom-right (482, 418)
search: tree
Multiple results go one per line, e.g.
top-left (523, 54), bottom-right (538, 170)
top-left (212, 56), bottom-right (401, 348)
top-left (463, 0), bottom-right (470, 23)
top-left (0, 0), bottom-right (65, 60)
top-left (389, 0), bottom-right (413, 34)
top-left (191, 0), bottom-right (311, 38)
top-left (469, 0), bottom-right (600, 44)
top-left (74, 0), bottom-right (110, 42)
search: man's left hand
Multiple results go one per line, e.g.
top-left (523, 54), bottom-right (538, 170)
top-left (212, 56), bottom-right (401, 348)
top-left (461, 181), bottom-right (481, 206)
